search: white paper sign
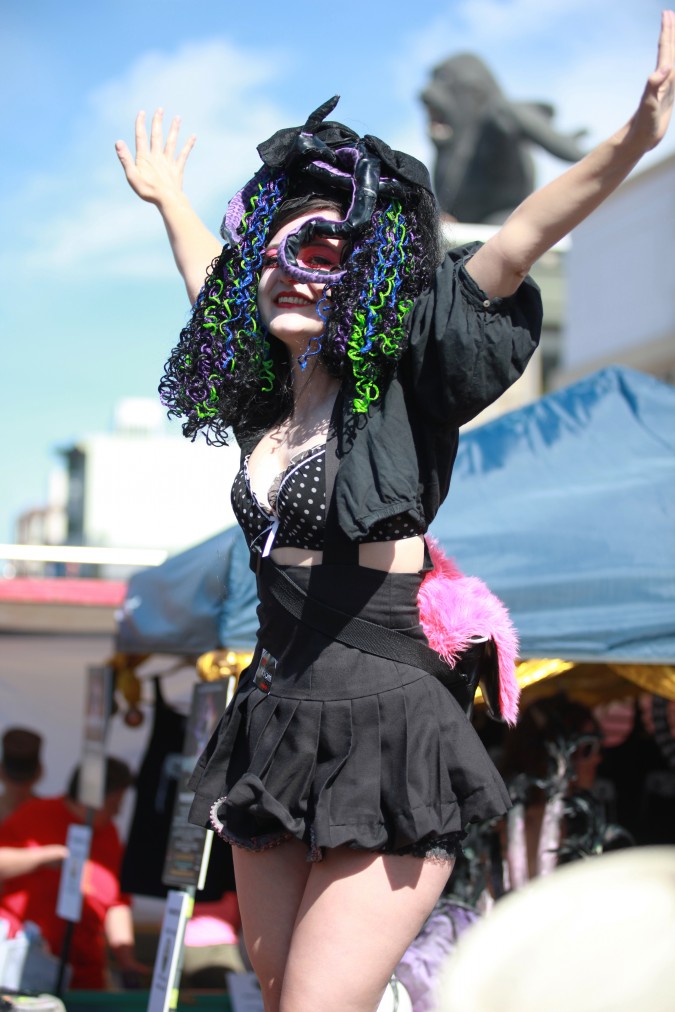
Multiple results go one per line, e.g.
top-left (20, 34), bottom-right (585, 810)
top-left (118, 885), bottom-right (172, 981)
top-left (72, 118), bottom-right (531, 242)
top-left (229, 971), bottom-right (265, 1012)
top-left (79, 665), bottom-right (112, 810)
top-left (147, 890), bottom-right (193, 1012)
top-left (55, 824), bottom-right (92, 923)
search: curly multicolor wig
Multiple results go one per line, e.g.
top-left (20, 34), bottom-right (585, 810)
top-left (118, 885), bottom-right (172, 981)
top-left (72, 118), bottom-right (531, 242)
top-left (159, 96), bottom-right (442, 445)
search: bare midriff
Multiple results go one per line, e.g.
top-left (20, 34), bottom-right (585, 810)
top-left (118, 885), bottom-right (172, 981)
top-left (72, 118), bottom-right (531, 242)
top-left (270, 534), bottom-right (426, 573)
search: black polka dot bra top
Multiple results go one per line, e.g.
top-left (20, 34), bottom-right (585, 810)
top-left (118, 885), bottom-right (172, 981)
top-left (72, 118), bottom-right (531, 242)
top-left (231, 443), bottom-right (425, 557)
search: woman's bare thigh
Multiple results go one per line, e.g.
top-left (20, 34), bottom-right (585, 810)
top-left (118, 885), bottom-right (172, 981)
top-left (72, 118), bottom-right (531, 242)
top-left (232, 839), bottom-right (312, 1011)
top-left (281, 846), bottom-right (454, 1012)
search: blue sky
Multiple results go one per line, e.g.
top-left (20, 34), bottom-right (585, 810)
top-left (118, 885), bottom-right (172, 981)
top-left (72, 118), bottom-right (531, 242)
top-left (0, 0), bottom-right (669, 543)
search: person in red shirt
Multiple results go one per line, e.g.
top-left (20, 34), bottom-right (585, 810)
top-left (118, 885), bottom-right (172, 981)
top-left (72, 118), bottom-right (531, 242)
top-left (0, 728), bottom-right (44, 824)
top-left (0, 757), bottom-right (146, 989)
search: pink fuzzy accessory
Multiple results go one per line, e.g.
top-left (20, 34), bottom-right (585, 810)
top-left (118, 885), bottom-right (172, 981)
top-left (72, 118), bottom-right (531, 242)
top-left (417, 538), bottom-right (520, 725)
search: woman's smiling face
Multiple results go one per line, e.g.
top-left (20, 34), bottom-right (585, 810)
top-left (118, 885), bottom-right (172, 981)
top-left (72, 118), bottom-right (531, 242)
top-left (257, 208), bottom-right (344, 352)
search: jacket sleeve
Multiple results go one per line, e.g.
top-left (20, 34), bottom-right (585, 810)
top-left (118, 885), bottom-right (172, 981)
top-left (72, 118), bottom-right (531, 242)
top-left (404, 242), bottom-right (543, 428)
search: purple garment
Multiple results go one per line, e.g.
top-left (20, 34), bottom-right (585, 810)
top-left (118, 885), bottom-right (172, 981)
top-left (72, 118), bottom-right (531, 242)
top-left (395, 899), bottom-right (480, 1012)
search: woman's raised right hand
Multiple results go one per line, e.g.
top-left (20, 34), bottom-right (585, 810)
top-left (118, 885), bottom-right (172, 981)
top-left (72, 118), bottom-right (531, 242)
top-left (115, 108), bottom-right (196, 207)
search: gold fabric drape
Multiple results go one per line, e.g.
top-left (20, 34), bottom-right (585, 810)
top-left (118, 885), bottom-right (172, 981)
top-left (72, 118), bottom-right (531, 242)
top-left (476, 660), bottom-right (675, 709)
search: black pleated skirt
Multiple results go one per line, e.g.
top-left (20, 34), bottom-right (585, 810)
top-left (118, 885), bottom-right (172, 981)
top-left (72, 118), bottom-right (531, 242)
top-left (188, 561), bottom-right (510, 859)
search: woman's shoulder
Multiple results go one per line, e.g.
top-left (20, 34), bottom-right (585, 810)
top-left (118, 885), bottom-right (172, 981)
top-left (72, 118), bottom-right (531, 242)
top-left (401, 242), bottom-right (543, 428)
top-left (409, 238), bottom-right (542, 339)
top-left (419, 240), bottom-right (541, 314)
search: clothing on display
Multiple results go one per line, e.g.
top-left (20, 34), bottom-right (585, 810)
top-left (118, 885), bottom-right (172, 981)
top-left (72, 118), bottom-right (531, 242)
top-left (120, 678), bottom-right (235, 898)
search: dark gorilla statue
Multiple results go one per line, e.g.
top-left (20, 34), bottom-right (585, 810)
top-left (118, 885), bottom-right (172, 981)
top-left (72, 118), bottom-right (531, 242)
top-left (421, 53), bottom-right (586, 224)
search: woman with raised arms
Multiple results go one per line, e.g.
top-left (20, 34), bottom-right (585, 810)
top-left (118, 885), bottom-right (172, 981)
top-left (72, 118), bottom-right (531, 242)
top-left (117, 15), bottom-right (674, 1011)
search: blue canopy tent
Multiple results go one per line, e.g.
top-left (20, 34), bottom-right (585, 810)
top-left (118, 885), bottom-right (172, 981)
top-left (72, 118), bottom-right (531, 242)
top-left (433, 365), bottom-right (675, 664)
top-left (429, 366), bottom-right (675, 704)
top-left (116, 524), bottom-right (258, 657)
top-left (115, 366), bottom-right (675, 703)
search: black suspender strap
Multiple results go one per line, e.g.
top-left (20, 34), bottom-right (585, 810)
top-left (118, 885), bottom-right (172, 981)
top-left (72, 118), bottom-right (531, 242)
top-left (322, 392), bottom-right (359, 566)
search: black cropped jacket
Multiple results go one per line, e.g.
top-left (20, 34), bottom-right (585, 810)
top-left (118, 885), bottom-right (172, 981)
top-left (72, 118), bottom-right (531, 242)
top-left (238, 242), bottom-right (543, 543)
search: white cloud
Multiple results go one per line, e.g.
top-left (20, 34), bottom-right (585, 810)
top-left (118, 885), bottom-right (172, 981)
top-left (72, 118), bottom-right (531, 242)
top-left (11, 38), bottom-right (294, 278)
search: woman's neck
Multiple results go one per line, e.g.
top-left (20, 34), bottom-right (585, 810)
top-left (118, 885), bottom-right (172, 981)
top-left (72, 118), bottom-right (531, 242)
top-left (288, 358), bottom-right (339, 416)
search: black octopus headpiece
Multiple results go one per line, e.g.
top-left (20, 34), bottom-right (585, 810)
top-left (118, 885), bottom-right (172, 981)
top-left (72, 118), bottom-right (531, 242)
top-left (221, 96), bottom-right (433, 284)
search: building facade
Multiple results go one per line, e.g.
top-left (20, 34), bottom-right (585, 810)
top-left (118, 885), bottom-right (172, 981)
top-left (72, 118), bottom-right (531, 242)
top-left (556, 153), bottom-right (675, 386)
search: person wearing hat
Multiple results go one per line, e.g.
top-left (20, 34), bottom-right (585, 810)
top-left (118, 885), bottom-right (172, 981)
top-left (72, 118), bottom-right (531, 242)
top-left (437, 846), bottom-right (675, 1012)
top-left (0, 728), bottom-right (43, 824)
top-left (115, 14), bottom-right (675, 1011)
top-left (0, 757), bottom-right (147, 990)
